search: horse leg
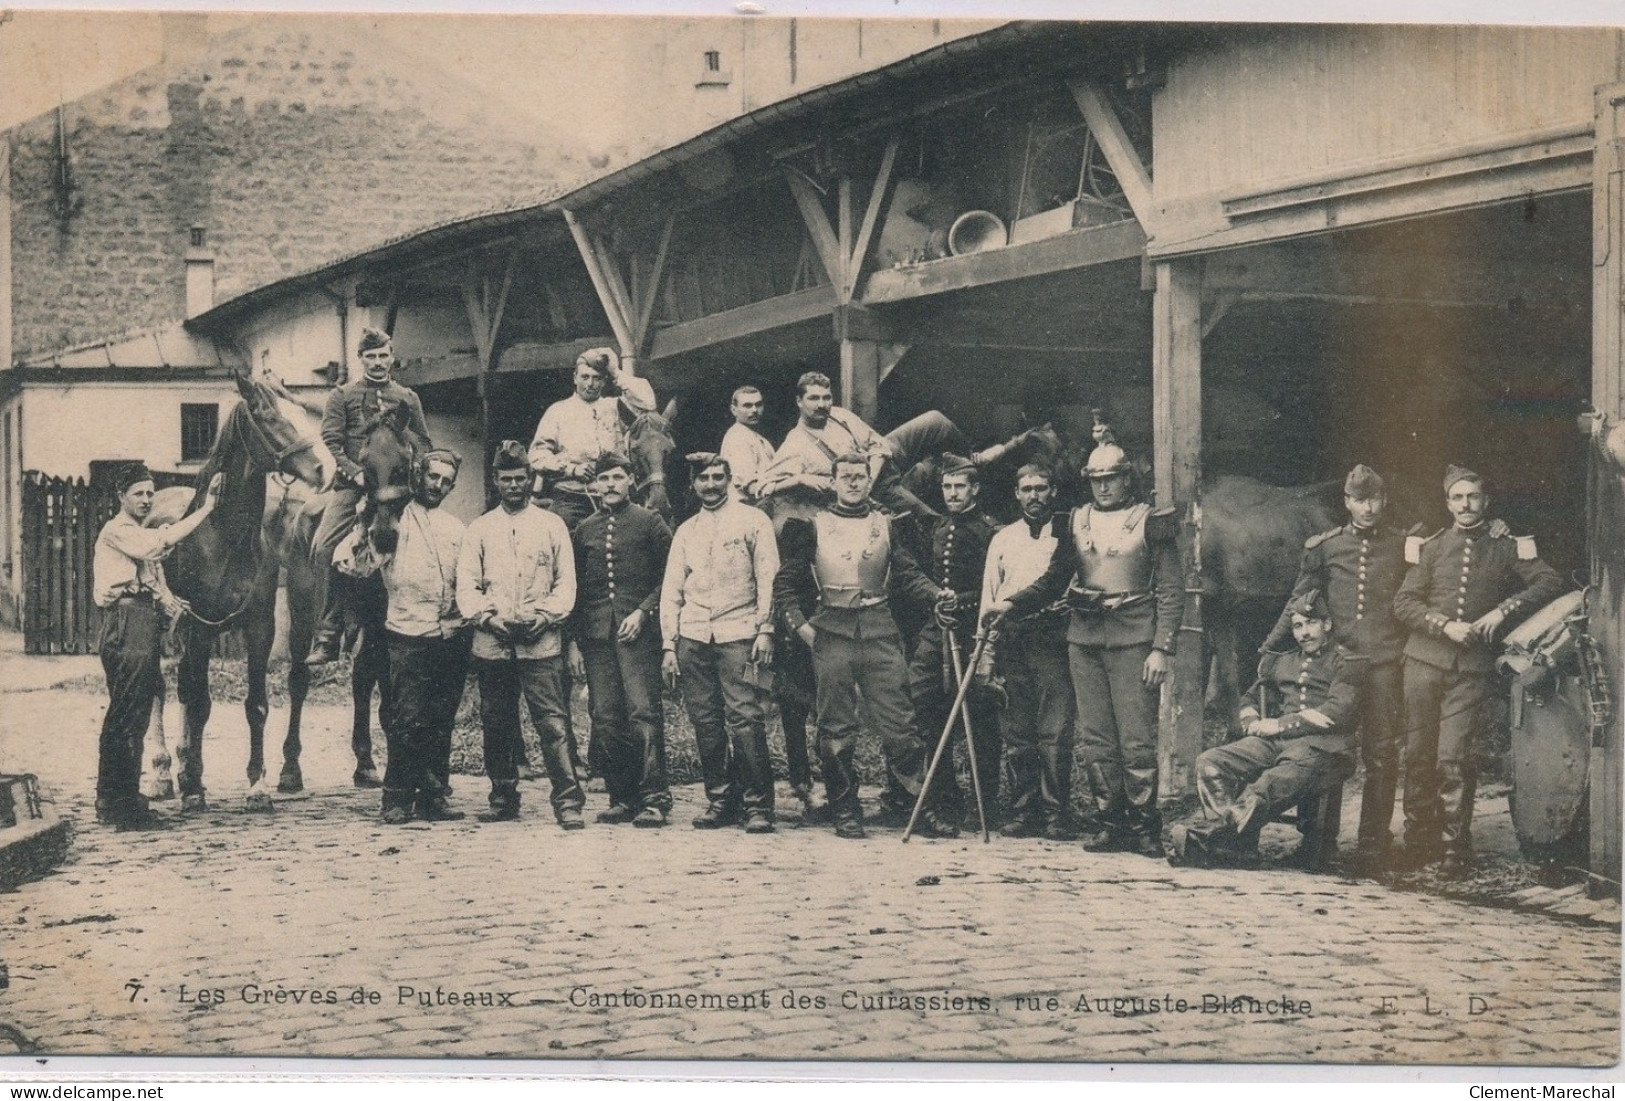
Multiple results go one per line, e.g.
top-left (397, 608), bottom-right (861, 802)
top-left (241, 592), bottom-right (276, 813)
top-left (279, 564), bottom-right (315, 794)
top-left (175, 625), bottom-right (213, 813)
top-left (141, 671), bottom-right (176, 801)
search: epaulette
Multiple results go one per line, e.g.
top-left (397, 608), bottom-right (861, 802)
top-left (1405, 528), bottom-right (1444, 565)
top-left (1304, 527), bottom-right (1340, 550)
top-left (1144, 505), bottom-right (1180, 544)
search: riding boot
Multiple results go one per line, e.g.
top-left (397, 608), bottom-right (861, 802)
top-left (1080, 763), bottom-right (1129, 850)
top-left (305, 569), bottom-right (348, 664)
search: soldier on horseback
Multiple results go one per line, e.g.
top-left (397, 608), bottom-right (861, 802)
top-left (305, 327), bottom-right (433, 666)
top-left (528, 347), bottom-right (657, 530)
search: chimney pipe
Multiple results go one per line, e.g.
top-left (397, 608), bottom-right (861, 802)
top-left (185, 225), bottom-right (214, 319)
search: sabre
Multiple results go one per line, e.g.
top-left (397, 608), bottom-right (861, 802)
top-left (903, 626), bottom-right (994, 844)
top-left (947, 629), bottom-right (991, 842)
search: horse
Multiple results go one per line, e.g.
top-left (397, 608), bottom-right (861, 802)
top-left (623, 398), bottom-right (679, 521)
top-left (141, 373), bottom-right (326, 812)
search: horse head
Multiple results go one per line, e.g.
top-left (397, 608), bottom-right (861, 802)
top-left (625, 397), bottom-right (678, 520)
top-left (358, 398), bottom-right (419, 554)
top-left (231, 372), bottom-right (325, 488)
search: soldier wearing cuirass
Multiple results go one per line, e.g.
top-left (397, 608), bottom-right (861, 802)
top-left (773, 452), bottom-right (958, 840)
top-left (989, 436), bottom-right (1183, 857)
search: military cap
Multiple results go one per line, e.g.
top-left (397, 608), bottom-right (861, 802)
top-left (1344, 464), bottom-right (1384, 498)
top-left (1443, 464), bottom-right (1482, 492)
top-left (1286, 588), bottom-right (1331, 621)
top-left (357, 326), bottom-right (392, 354)
top-left (115, 462), bottom-right (155, 494)
top-left (492, 440), bottom-right (530, 471)
top-left (939, 452), bottom-right (977, 479)
top-left (594, 452), bottom-right (634, 476)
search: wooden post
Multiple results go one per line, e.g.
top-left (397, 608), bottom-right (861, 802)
top-left (1589, 84), bottom-right (1625, 895)
top-left (1152, 258), bottom-right (1204, 797)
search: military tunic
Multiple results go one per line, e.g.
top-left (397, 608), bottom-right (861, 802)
top-left (1266, 522), bottom-right (1410, 854)
top-left (1393, 523), bottom-right (1563, 855)
top-left (904, 507), bottom-right (1000, 823)
top-left (1005, 501), bottom-right (1183, 838)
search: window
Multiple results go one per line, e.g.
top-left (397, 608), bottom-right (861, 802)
top-left (697, 48), bottom-right (731, 88)
top-left (180, 403), bottom-right (219, 463)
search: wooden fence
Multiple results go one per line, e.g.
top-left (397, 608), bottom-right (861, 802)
top-left (21, 471), bottom-right (244, 657)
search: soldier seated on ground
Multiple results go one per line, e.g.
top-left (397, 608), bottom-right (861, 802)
top-left (1168, 590), bottom-right (1361, 869)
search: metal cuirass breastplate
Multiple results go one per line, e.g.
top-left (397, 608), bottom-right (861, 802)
top-left (1071, 503), bottom-right (1153, 593)
top-left (813, 511), bottom-right (891, 608)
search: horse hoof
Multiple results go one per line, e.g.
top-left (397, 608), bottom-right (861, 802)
top-left (143, 779), bottom-right (176, 802)
top-left (243, 792), bottom-right (275, 814)
top-left (277, 770), bottom-right (304, 794)
top-left (181, 794), bottom-right (208, 814)
top-left (353, 768), bottom-right (383, 789)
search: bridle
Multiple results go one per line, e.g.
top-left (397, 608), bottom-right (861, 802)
top-left (236, 396), bottom-right (317, 474)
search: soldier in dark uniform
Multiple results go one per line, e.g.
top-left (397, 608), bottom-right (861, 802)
top-left (987, 438), bottom-right (1183, 857)
top-left (568, 454), bottom-right (673, 827)
top-left (906, 454), bottom-right (1001, 829)
top-left (1168, 590), bottom-right (1361, 868)
top-left (773, 452), bottom-right (958, 840)
top-left (305, 327), bottom-right (433, 665)
top-left (1393, 465), bottom-right (1563, 876)
top-left (1263, 465), bottom-right (1411, 871)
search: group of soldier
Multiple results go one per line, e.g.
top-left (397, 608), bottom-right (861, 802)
top-left (90, 325), bottom-right (1566, 879)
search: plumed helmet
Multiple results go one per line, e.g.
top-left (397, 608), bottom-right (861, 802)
top-left (1083, 442), bottom-right (1132, 479)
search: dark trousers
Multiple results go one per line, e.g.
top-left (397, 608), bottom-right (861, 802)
top-left (1403, 658), bottom-right (1491, 855)
top-left (678, 637), bottom-right (775, 814)
top-left (474, 656), bottom-right (584, 816)
top-left (998, 621), bottom-right (1075, 825)
top-left (813, 629), bottom-right (927, 824)
top-left (909, 620), bottom-right (1001, 823)
top-left (878, 411), bottom-right (968, 517)
top-left (580, 632), bottom-right (671, 812)
top-left (1356, 659), bottom-right (1404, 852)
top-left (1070, 642), bottom-right (1161, 834)
top-left (385, 631), bottom-right (470, 810)
top-left (310, 484), bottom-right (364, 639)
top-left (774, 632), bottom-right (816, 791)
top-left (97, 598), bottom-right (163, 817)
top-left (1197, 736), bottom-right (1351, 831)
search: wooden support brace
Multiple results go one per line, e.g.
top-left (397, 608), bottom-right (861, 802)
top-left (564, 208), bottom-right (636, 359)
top-left (785, 170), bottom-right (844, 291)
top-left (1067, 78), bottom-right (1157, 236)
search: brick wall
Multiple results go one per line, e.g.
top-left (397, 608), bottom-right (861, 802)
top-left (8, 18), bottom-right (573, 361)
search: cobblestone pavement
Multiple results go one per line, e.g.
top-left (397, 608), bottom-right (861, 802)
top-left (0, 673), bottom-right (1617, 1068)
